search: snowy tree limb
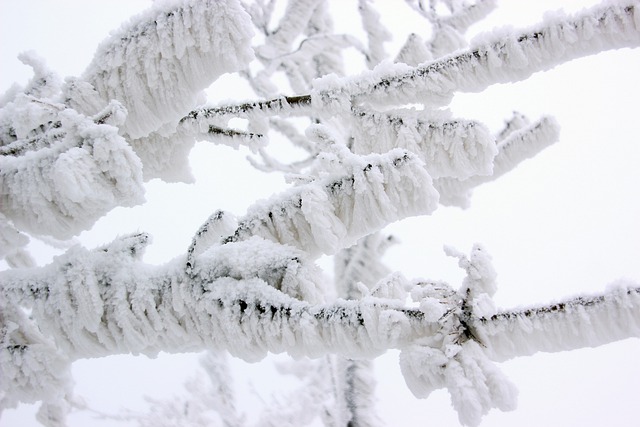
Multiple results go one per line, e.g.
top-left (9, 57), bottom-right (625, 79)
top-left (186, 1), bottom-right (640, 122)
top-left (350, 1), bottom-right (640, 107)
top-left (0, 106), bottom-right (144, 240)
top-left (473, 284), bottom-right (640, 361)
top-left (72, 0), bottom-right (255, 140)
top-left (350, 107), bottom-right (497, 179)
top-left (222, 149), bottom-right (439, 257)
top-left (435, 115), bottom-right (560, 207)
top-left (3, 237), bottom-right (639, 416)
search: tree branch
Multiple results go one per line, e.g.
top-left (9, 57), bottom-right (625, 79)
top-left (473, 284), bottom-right (640, 361)
top-left (184, 2), bottom-right (640, 122)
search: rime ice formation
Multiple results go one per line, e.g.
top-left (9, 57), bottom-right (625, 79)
top-left (225, 148), bottom-right (439, 257)
top-left (0, 97), bottom-right (144, 240)
top-left (2, 1), bottom-right (640, 426)
top-left (73, 0), bottom-right (255, 140)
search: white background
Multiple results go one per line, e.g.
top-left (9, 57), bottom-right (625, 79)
top-left (1, 1), bottom-right (639, 426)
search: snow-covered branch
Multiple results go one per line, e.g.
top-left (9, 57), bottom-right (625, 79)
top-left (474, 283), bottom-right (640, 361)
top-left (0, 238), bottom-right (437, 408)
top-left (186, 1), bottom-right (639, 123)
top-left (223, 149), bottom-right (438, 257)
top-left (435, 115), bottom-right (560, 207)
top-left (3, 238), bottom-right (639, 425)
top-left (350, 108), bottom-right (497, 179)
top-left (71, 0), bottom-right (255, 140)
top-left (348, 1), bottom-right (640, 107)
top-left (0, 104), bottom-right (144, 240)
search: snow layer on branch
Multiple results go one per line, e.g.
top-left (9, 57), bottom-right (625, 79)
top-left (351, 108), bottom-right (497, 179)
top-left (225, 149), bottom-right (439, 257)
top-left (400, 341), bottom-right (517, 426)
top-left (76, 0), bottom-right (254, 139)
top-left (0, 303), bottom-right (72, 410)
top-left (320, 2), bottom-right (640, 107)
top-left (0, 213), bottom-right (33, 268)
top-left (129, 131), bottom-right (196, 183)
top-left (436, 116), bottom-right (559, 207)
top-left (439, 0), bottom-right (498, 33)
top-left (0, 104), bottom-right (144, 240)
top-left (195, 237), bottom-right (328, 303)
top-left (474, 282), bottom-right (640, 362)
top-left (0, 236), bottom-right (437, 370)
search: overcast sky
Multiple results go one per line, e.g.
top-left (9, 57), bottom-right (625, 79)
top-left (1, 1), bottom-right (640, 426)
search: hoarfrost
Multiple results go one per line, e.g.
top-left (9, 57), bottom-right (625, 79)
top-left (226, 148), bottom-right (439, 256)
top-left (0, 103), bottom-right (144, 240)
top-left (75, 0), bottom-right (255, 139)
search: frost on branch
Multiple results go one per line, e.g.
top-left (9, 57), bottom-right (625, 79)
top-left (0, 234), bottom-right (441, 396)
top-left (474, 283), bottom-right (640, 361)
top-left (350, 107), bottom-right (497, 179)
top-left (2, 0), bottom-right (640, 425)
top-left (72, 0), bottom-right (255, 140)
top-left (309, 2), bottom-right (640, 108)
top-left (224, 148), bottom-right (439, 257)
top-left (61, 0), bottom-right (256, 183)
top-left (0, 98), bottom-right (144, 241)
top-left (436, 115), bottom-right (560, 207)
top-left (399, 245), bottom-right (517, 426)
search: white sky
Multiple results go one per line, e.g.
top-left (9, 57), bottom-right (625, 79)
top-left (1, 1), bottom-right (640, 426)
